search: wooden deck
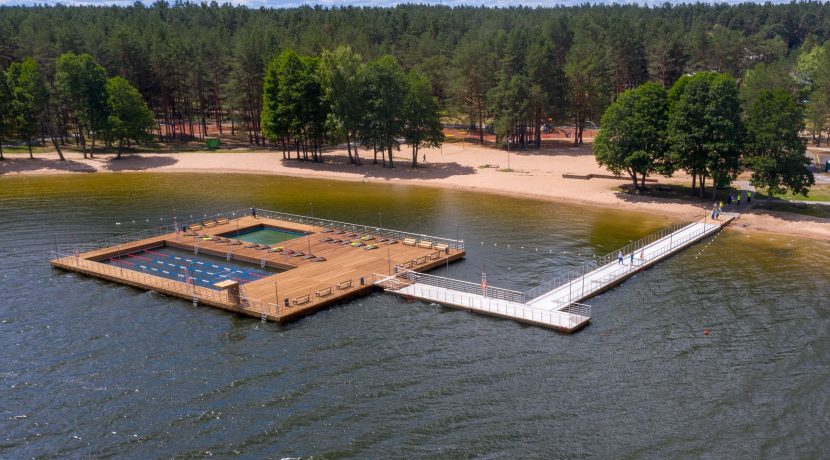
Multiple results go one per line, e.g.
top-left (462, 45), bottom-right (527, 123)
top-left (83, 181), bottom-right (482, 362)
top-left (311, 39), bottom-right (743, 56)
top-left (51, 215), bottom-right (465, 323)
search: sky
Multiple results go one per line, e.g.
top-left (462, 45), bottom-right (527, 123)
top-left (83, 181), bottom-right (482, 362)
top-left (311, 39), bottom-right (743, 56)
top-left (0, 0), bottom-right (797, 7)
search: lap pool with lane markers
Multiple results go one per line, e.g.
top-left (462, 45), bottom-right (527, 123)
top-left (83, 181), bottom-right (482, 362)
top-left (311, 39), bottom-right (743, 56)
top-left (104, 246), bottom-right (279, 290)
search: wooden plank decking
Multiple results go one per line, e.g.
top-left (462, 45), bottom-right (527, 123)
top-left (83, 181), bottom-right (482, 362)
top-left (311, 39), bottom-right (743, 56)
top-left (51, 215), bottom-right (465, 323)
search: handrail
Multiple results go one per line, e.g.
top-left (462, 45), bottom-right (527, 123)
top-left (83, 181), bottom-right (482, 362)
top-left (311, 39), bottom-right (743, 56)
top-left (525, 217), bottom-right (724, 300)
top-left (394, 268), bottom-right (526, 303)
top-left (54, 207), bottom-right (464, 254)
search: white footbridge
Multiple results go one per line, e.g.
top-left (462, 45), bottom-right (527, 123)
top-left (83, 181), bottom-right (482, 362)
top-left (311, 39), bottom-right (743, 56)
top-left (376, 214), bottom-right (737, 332)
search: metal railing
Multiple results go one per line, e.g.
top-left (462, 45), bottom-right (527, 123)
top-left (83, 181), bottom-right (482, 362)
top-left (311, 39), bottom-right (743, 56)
top-left (51, 248), bottom-right (380, 320)
top-left (55, 207), bottom-right (464, 255)
top-left (393, 268), bottom-right (526, 303)
top-left (528, 216), bottom-right (730, 305)
top-left (525, 216), bottom-right (729, 301)
top-left (387, 281), bottom-right (591, 329)
top-left (254, 208), bottom-right (465, 250)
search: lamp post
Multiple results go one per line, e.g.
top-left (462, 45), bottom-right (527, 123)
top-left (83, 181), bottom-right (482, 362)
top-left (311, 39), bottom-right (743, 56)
top-left (507, 139), bottom-right (511, 170)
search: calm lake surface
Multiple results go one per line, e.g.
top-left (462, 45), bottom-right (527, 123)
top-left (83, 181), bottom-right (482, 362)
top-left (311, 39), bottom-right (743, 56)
top-left (1, 173), bottom-right (828, 458)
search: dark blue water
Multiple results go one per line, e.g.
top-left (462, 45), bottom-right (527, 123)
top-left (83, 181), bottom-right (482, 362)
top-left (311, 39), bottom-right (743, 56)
top-left (1, 173), bottom-right (829, 457)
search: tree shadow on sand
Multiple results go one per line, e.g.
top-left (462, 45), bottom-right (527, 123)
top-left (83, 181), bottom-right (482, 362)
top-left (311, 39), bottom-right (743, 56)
top-left (0, 158), bottom-right (97, 175)
top-left (280, 155), bottom-right (476, 180)
top-left (101, 154), bottom-right (179, 171)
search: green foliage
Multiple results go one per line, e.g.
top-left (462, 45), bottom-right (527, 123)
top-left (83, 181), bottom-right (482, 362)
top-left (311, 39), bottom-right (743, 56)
top-left (667, 72), bottom-right (743, 198)
top-left (0, 69), bottom-right (10, 159)
top-left (319, 45), bottom-right (365, 163)
top-left (744, 89), bottom-right (814, 198)
top-left (361, 55), bottom-right (408, 167)
top-left (594, 82), bottom-right (669, 190)
top-left (403, 72), bottom-right (444, 166)
top-left (55, 52), bottom-right (108, 157)
top-left (6, 57), bottom-right (47, 158)
top-left (105, 76), bottom-right (155, 157)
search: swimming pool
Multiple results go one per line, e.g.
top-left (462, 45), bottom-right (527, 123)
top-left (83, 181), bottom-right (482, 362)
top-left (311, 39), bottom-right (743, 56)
top-left (104, 246), bottom-right (275, 289)
top-left (224, 226), bottom-right (307, 246)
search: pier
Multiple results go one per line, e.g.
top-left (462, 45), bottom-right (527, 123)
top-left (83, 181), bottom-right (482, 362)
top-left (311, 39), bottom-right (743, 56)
top-left (378, 214), bottom-right (738, 332)
top-left (51, 208), bottom-right (736, 332)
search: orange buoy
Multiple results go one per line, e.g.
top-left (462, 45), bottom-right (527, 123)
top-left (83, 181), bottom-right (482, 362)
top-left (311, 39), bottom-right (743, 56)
top-left (704, 328), bottom-right (710, 336)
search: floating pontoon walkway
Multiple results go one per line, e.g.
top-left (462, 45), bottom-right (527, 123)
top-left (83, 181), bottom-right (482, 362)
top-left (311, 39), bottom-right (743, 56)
top-left (378, 214), bottom-right (737, 333)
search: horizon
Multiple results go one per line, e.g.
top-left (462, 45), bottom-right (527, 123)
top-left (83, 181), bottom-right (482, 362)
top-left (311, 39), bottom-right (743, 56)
top-left (0, 0), bottom-right (808, 8)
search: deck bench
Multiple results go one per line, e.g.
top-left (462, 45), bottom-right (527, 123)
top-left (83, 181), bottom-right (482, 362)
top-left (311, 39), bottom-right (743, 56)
top-left (336, 280), bottom-right (353, 290)
top-left (418, 241), bottom-right (433, 249)
top-left (316, 287), bottom-right (332, 298)
top-left (403, 238), bottom-right (417, 246)
top-left (293, 295), bottom-right (311, 305)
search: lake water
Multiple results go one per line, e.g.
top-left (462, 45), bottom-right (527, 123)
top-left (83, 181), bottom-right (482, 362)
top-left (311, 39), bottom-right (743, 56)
top-left (1, 173), bottom-right (828, 457)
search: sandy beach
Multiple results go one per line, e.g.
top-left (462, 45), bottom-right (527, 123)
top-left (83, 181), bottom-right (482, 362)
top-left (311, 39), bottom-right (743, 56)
top-left (1, 142), bottom-right (828, 240)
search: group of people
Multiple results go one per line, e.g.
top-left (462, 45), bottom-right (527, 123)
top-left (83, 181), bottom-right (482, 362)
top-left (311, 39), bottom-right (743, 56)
top-left (711, 190), bottom-right (753, 220)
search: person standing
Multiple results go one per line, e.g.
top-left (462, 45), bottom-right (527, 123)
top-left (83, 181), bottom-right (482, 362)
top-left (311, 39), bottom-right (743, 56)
top-left (737, 193), bottom-right (741, 206)
top-left (747, 191), bottom-right (752, 204)
top-left (630, 253), bottom-right (634, 266)
top-left (618, 251), bottom-right (623, 265)
top-left (251, 207), bottom-right (257, 218)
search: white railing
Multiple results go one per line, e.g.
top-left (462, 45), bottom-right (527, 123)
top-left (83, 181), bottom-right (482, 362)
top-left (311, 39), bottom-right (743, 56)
top-left (254, 208), bottom-right (465, 250)
top-left (51, 249), bottom-right (379, 320)
top-left (534, 218), bottom-right (727, 305)
top-left (395, 268), bottom-right (526, 303)
top-left (55, 207), bottom-right (465, 255)
top-left (397, 283), bottom-right (590, 329)
top-left (526, 215), bottom-right (729, 301)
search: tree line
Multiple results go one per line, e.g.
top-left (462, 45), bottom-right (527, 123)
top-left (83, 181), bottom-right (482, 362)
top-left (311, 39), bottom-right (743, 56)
top-left (0, 53), bottom-right (154, 160)
top-left (594, 73), bottom-right (815, 199)
top-left (262, 47), bottom-right (442, 167)
top-left (1, 2), bottom-right (829, 151)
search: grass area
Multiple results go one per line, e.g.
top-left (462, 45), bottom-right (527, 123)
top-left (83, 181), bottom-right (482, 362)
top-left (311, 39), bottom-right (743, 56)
top-left (616, 182), bottom-right (741, 202)
top-left (760, 201), bottom-right (830, 218)
top-left (754, 184), bottom-right (830, 202)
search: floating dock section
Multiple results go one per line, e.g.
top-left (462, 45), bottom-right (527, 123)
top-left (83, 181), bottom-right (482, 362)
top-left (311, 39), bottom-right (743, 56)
top-left (50, 209), bottom-right (465, 323)
top-left (378, 214), bottom-right (737, 333)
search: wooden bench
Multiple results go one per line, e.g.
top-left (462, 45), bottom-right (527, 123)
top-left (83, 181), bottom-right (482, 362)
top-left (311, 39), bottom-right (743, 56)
top-left (188, 224), bottom-right (203, 231)
top-left (336, 280), bottom-right (353, 290)
top-left (402, 238), bottom-right (417, 246)
top-left (401, 261), bottom-right (413, 269)
top-left (415, 256), bottom-right (427, 265)
top-left (428, 252), bottom-right (440, 260)
top-left (434, 243), bottom-right (449, 252)
top-left (316, 287), bottom-right (332, 298)
top-left (293, 295), bottom-right (311, 305)
top-left (418, 240), bottom-right (433, 249)
top-left (216, 218), bottom-right (230, 225)
top-left (203, 220), bottom-right (216, 228)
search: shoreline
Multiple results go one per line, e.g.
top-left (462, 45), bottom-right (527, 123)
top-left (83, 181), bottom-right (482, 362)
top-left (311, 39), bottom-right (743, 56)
top-left (2, 145), bottom-right (828, 241)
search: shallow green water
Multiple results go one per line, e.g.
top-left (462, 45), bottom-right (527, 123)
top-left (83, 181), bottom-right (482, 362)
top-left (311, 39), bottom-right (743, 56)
top-left (1, 172), bottom-right (828, 457)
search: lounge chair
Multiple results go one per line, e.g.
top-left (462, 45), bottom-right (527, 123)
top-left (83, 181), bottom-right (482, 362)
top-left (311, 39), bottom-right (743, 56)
top-left (230, 240), bottom-right (242, 245)
top-left (350, 241), bottom-right (365, 247)
top-left (311, 257), bottom-right (326, 262)
top-left (364, 244), bottom-right (378, 250)
top-left (334, 230), bottom-right (345, 235)
top-left (244, 243), bottom-right (257, 248)
top-left (302, 254), bottom-right (315, 260)
top-left (267, 246), bottom-right (284, 253)
top-left (292, 252), bottom-right (305, 257)
top-left (321, 237), bottom-right (333, 243)
top-left (385, 239), bottom-right (399, 245)
top-left (346, 233), bottom-right (358, 238)
top-left (323, 228), bottom-right (334, 233)
top-left (340, 240), bottom-right (351, 245)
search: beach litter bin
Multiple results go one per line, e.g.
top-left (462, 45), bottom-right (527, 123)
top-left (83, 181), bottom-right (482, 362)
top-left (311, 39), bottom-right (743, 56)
top-left (206, 137), bottom-right (220, 150)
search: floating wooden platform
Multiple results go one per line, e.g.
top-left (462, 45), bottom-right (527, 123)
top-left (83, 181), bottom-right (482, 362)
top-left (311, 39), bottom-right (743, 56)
top-left (51, 212), bottom-right (465, 323)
